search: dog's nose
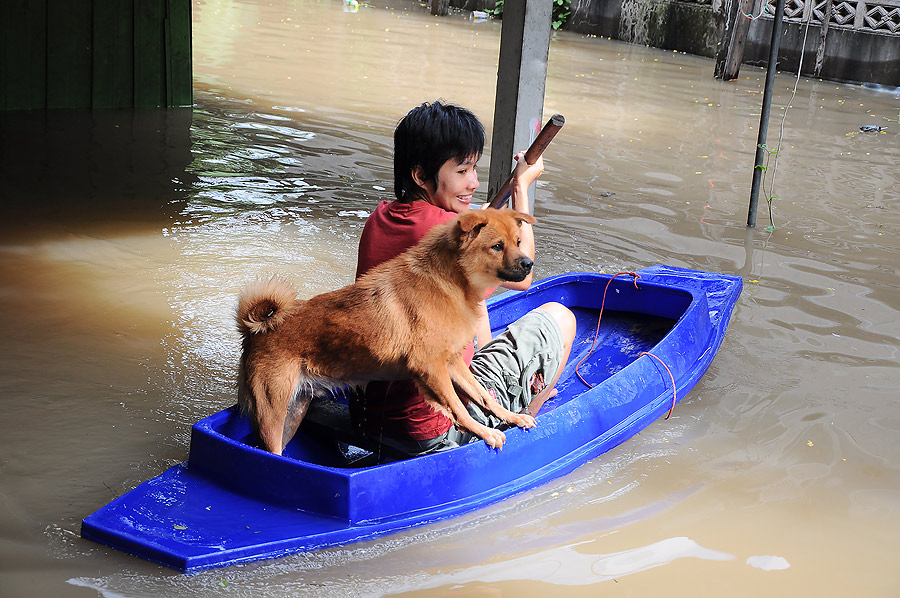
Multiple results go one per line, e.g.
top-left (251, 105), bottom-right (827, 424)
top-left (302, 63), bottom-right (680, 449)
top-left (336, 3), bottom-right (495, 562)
top-left (521, 257), bottom-right (533, 273)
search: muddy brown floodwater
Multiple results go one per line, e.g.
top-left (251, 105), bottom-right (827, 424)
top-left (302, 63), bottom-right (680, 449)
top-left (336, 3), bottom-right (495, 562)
top-left (1, 0), bottom-right (898, 596)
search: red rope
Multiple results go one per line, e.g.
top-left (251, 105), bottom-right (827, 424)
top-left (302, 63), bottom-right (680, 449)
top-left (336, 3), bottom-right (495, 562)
top-left (639, 351), bottom-right (677, 419)
top-left (575, 272), bottom-right (641, 388)
top-left (575, 271), bottom-right (679, 419)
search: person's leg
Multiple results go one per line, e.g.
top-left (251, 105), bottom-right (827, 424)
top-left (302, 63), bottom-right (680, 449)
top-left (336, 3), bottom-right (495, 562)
top-left (376, 426), bottom-right (467, 456)
top-left (469, 304), bottom-right (570, 423)
top-left (523, 302), bottom-right (576, 416)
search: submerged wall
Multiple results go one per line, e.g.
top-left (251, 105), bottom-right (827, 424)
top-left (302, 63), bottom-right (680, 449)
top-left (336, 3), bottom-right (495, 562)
top-left (567, 0), bottom-right (726, 57)
top-left (453, 0), bottom-right (900, 87)
top-left (743, 0), bottom-right (900, 87)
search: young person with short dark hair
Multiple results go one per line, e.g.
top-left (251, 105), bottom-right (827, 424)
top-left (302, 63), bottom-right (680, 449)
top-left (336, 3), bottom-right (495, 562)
top-left (351, 100), bottom-right (575, 455)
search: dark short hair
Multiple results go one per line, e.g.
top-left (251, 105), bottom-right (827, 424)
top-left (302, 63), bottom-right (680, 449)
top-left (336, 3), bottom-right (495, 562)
top-left (393, 100), bottom-right (485, 202)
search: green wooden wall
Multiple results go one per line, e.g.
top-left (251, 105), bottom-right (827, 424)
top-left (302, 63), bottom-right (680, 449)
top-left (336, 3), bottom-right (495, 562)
top-left (0, 0), bottom-right (192, 110)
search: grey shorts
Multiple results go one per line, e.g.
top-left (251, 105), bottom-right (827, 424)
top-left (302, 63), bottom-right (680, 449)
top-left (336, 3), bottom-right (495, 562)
top-left (405, 308), bottom-right (565, 454)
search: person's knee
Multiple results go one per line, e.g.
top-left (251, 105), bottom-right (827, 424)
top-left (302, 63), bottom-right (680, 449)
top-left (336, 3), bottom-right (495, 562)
top-left (538, 302), bottom-right (576, 345)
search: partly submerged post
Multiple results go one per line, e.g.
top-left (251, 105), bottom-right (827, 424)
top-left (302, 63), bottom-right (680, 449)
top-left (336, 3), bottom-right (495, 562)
top-left (747, 0), bottom-right (787, 228)
top-left (814, 0), bottom-right (834, 77)
top-left (488, 0), bottom-right (552, 212)
top-left (714, 0), bottom-right (755, 81)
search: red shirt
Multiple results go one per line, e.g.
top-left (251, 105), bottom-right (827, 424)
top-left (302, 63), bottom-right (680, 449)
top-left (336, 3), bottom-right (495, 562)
top-left (352, 200), bottom-right (474, 440)
top-left (355, 200), bottom-right (456, 278)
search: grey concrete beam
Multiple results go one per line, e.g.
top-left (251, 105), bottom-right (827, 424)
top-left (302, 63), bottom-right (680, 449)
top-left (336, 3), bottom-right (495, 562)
top-left (488, 0), bottom-right (552, 212)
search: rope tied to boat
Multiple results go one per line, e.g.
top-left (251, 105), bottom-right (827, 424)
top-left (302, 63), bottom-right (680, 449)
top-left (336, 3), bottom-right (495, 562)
top-left (639, 351), bottom-right (677, 420)
top-left (575, 271), bottom-right (678, 420)
top-left (575, 271), bottom-right (641, 388)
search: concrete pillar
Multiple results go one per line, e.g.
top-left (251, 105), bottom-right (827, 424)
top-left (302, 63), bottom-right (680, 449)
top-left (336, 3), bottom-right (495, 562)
top-left (488, 0), bottom-right (552, 212)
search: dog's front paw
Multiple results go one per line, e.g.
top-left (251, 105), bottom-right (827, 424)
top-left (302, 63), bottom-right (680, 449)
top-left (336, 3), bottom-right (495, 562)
top-left (506, 413), bottom-right (536, 429)
top-left (481, 427), bottom-right (507, 450)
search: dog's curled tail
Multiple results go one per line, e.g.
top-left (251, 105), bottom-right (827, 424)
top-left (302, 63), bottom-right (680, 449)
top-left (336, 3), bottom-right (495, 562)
top-left (237, 277), bottom-right (298, 335)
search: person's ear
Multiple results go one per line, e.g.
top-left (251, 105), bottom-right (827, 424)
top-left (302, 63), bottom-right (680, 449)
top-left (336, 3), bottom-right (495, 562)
top-left (411, 166), bottom-right (428, 189)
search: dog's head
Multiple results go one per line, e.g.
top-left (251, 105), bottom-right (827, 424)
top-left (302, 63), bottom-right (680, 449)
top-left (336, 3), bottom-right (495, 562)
top-left (456, 208), bottom-right (537, 287)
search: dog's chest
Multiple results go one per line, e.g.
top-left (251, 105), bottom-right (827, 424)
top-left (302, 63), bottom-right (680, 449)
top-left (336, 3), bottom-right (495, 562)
top-left (432, 302), bottom-right (479, 351)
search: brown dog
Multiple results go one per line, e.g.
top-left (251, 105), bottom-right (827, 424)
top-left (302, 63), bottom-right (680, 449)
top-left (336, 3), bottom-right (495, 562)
top-left (236, 208), bottom-right (539, 455)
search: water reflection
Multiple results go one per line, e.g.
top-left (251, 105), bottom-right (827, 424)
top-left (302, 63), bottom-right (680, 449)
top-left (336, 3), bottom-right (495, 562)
top-left (0, 108), bottom-right (193, 231)
top-left (386, 536), bottom-right (736, 591)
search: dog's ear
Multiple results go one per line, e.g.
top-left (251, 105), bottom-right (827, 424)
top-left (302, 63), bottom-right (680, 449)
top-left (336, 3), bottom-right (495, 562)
top-left (492, 207), bottom-right (537, 226)
top-left (512, 211), bottom-right (537, 226)
top-left (457, 210), bottom-right (489, 240)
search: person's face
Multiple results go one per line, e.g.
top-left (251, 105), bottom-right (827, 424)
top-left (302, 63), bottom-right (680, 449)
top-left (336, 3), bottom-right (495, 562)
top-left (417, 155), bottom-right (480, 213)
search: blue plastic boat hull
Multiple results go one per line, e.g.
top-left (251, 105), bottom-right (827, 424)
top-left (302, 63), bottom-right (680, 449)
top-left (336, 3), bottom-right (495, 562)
top-left (81, 265), bottom-right (742, 571)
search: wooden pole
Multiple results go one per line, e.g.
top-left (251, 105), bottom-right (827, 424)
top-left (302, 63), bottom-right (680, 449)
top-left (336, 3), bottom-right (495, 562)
top-left (714, 0), bottom-right (755, 80)
top-left (748, 0), bottom-right (787, 227)
top-left (814, 0), bottom-right (833, 77)
top-left (488, 114), bottom-right (565, 209)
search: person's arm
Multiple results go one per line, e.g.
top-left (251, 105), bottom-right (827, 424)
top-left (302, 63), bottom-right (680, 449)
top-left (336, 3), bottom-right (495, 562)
top-left (501, 151), bottom-right (543, 291)
top-left (474, 299), bottom-right (492, 349)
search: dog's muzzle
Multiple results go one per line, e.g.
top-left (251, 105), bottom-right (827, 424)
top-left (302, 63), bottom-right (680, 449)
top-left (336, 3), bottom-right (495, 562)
top-left (498, 257), bottom-right (534, 282)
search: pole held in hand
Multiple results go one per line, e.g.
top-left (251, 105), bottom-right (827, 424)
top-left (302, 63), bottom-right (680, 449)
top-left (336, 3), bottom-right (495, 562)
top-left (488, 114), bottom-right (565, 210)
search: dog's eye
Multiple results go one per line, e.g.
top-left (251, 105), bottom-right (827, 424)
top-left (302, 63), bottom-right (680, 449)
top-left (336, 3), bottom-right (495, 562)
top-left (491, 242), bottom-right (504, 252)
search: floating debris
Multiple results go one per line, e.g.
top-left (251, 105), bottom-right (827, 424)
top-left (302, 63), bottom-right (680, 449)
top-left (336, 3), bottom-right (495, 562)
top-left (859, 125), bottom-right (886, 133)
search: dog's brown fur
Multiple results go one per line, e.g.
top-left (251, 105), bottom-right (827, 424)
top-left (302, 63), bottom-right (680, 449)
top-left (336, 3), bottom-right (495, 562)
top-left (236, 208), bottom-right (539, 455)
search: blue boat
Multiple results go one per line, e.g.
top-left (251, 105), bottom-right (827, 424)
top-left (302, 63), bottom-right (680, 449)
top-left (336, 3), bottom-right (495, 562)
top-left (81, 265), bottom-right (742, 572)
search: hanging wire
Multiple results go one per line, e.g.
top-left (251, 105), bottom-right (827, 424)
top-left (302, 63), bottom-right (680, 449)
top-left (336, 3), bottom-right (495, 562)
top-left (759, 1), bottom-right (816, 229)
top-left (741, 2), bottom-right (771, 19)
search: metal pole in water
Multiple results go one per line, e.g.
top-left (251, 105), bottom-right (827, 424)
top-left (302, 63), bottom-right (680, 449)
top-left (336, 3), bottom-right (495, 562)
top-left (747, 0), bottom-right (787, 228)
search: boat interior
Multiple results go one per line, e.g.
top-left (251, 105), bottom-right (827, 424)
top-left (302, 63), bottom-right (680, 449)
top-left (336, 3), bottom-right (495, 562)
top-left (209, 289), bottom-right (687, 470)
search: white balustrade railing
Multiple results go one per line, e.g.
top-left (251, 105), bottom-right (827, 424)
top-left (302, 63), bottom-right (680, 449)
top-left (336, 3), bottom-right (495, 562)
top-left (761, 0), bottom-right (900, 33)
